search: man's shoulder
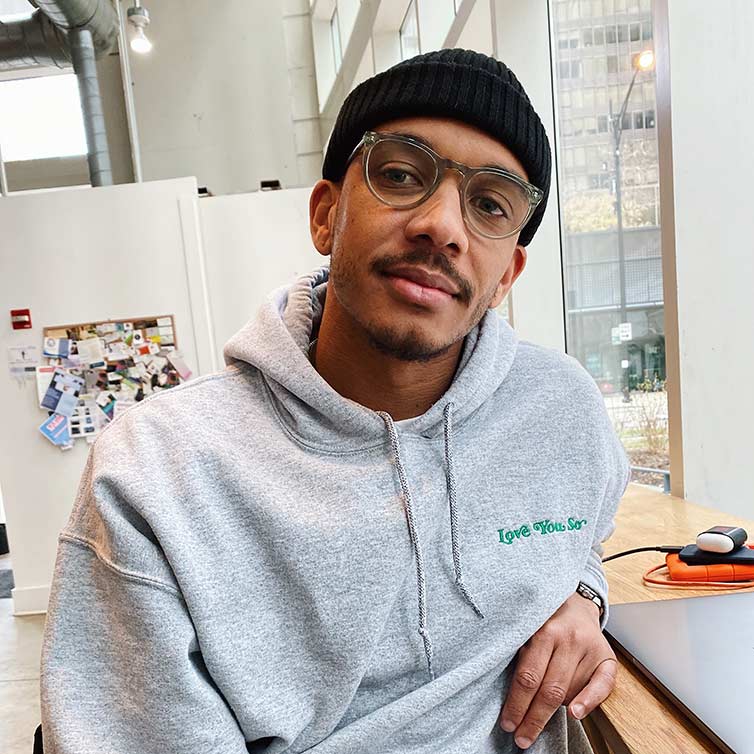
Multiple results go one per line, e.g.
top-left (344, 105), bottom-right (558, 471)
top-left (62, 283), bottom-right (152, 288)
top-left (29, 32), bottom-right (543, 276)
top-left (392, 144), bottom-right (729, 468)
top-left (514, 339), bottom-right (599, 394)
top-left (93, 363), bottom-right (257, 448)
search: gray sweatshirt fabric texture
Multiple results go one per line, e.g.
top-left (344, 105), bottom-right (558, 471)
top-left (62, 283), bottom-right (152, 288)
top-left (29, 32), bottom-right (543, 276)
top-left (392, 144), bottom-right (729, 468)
top-left (41, 265), bottom-right (630, 754)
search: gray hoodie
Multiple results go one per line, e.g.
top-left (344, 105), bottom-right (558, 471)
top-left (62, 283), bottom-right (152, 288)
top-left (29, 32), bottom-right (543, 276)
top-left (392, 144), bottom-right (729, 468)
top-left (41, 266), bottom-right (630, 754)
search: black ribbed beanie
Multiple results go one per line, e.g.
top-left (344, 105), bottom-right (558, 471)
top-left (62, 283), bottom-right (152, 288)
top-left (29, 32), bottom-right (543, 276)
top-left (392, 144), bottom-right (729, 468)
top-left (322, 49), bottom-right (552, 247)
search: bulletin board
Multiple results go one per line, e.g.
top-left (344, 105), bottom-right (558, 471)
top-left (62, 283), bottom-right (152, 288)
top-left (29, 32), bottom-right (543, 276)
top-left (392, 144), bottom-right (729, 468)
top-left (36, 315), bottom-right (192, 449)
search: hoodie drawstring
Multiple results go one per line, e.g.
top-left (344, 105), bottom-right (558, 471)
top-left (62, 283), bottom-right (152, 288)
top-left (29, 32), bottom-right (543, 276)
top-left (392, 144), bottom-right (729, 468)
top-left (378, 404), bottom-right (484, 682)
top-left (443, 403), bottom-right (485, 619)
top-left (378, 411), bottom-right (435, 680)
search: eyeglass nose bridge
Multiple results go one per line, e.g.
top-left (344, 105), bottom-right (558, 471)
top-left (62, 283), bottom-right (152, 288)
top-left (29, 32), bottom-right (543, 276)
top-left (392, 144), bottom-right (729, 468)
top-left (427, 157), bottom-right (473, 200)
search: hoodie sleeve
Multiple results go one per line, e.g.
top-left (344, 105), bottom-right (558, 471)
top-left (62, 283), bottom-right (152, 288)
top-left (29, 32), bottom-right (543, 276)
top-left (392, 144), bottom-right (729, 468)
top-left (578, 428), bottom-right (631, 630)
top-left (40, 450), bottom-right (249, 754)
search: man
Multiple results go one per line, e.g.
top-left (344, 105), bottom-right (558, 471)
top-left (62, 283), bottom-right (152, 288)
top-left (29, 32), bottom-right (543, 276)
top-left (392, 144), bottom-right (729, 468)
top-left (41, 49), bottom-right (629, 753)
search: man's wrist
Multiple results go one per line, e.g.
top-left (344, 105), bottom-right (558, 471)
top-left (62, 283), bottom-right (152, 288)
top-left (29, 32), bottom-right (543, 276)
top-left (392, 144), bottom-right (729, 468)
top-left (575, 582), bottom-right (604, 621)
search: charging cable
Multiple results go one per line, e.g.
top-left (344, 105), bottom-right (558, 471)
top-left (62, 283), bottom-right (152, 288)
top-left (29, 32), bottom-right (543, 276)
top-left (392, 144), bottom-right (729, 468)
top-left (602, 546), bottom-right (682, 563)
top-left (602, 543), bottom-right (754, 589)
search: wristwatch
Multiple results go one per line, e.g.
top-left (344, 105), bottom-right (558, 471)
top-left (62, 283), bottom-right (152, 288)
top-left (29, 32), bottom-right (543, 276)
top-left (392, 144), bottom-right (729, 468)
top-left (576, 582), bottom-right (604, 618)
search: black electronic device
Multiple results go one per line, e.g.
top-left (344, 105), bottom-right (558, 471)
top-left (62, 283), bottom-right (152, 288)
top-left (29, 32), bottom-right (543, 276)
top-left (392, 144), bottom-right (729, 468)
top-left (678, 543), bottom-right (754, 566)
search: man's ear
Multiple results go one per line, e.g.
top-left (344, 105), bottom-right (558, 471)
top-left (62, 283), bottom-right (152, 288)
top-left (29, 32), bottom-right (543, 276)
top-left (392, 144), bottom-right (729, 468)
top-left (310, 180), bottom-right (341, 257)
top-left (489, 245), bottom-right (527, 308)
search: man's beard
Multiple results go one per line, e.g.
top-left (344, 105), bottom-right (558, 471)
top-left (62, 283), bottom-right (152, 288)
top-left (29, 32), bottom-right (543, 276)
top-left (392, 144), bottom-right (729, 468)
top-left (329, 245), bottom-right (494, 363)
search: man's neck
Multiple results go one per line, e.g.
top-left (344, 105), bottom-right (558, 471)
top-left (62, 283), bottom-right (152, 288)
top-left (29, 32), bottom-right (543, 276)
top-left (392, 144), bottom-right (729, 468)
top-left (313, 289), bottom-right (463, 421)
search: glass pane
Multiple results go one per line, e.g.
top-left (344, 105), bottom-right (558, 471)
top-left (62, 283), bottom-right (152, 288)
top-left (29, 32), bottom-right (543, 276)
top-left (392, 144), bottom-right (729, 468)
top-left (399, 0), bottom-right (420, 60)
top-left (330, 8), bottom-right (342, 71)
top-left (550, 0), bottom-right (668, 489)
top-left (0, 74), bottom-right (86, 161)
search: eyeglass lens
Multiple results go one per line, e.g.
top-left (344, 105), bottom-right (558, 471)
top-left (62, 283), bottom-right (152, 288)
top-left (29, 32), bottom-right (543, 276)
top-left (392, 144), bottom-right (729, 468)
top-left (365, 137), bottom-right (532, 238)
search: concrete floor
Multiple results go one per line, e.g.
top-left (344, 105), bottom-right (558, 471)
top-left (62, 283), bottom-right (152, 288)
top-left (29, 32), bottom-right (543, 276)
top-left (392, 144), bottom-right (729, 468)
top-left (0, 553), bottom-right (45, 754)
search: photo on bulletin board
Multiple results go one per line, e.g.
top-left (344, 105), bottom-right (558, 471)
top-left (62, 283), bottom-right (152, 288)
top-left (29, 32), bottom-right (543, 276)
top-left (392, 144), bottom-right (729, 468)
top-left (37, 315), bottom-right (192, 449)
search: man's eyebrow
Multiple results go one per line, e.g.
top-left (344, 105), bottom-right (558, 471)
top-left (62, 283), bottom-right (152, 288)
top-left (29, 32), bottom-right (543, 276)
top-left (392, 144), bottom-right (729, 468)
top-left (385, 130), bottom-right (527, 181)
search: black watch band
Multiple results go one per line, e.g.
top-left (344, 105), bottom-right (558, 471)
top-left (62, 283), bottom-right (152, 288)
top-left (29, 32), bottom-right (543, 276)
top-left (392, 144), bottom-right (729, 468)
top-left (576, 582), bottom-right (604, 617)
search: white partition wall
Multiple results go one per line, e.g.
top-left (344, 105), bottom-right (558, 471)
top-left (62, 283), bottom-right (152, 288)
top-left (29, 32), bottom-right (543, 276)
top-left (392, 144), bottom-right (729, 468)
top-left (198, 187), bottom-right (320, 366)
top-left (0, 177), bottom-right (209, 614)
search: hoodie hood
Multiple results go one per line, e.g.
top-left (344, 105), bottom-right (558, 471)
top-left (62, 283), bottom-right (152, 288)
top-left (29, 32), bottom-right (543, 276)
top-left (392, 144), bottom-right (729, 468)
top-left (223, 265), bottom-right (520, 451)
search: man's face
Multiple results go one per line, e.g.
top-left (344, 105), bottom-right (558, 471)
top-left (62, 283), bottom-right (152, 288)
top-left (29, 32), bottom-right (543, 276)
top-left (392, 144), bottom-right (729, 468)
top-left (313, 116), bottom-right (529, 362)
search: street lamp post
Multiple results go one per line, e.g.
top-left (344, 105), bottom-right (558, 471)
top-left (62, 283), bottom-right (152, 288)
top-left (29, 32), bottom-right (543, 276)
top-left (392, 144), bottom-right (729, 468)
top-left (609, 49), bottom-right (655, 404)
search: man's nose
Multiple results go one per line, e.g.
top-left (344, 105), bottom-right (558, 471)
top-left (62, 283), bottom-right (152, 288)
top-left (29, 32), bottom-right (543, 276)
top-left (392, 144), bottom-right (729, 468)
top-left (402, 173), bottom-right (470, 254)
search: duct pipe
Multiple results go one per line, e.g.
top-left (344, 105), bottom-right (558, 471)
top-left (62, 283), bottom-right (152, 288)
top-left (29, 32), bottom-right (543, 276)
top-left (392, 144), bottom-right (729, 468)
top-left (0, 11), bottom-right (70, 70)
top-left (69, 26), bottom-right (112, 186)
top-left (0, 1), bottom-right (118, 69)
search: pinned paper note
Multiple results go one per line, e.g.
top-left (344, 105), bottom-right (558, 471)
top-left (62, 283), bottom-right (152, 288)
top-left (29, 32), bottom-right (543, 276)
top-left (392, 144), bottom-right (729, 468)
top-left (40, 368), bottom-right (85, 418)
top-left (39, 413), bottom-right (72, 447)
top-left (43, 337), bottom-right (71, 358)
top-left (8, 345), bottom-right (39, 383)
top-left (76, 337), bottom-right (106, 368)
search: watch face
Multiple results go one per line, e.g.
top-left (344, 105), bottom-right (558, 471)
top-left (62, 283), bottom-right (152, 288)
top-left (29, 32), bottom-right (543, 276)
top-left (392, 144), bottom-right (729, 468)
top-left (578, 584), bottom-right (603, 611)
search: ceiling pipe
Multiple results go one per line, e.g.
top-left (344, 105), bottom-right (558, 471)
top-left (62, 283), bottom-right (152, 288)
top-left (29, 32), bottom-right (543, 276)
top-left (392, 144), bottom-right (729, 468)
top-left (69, 25), bottom-right (112, 186)
top-left (0, 11), bottom-right (70, 70)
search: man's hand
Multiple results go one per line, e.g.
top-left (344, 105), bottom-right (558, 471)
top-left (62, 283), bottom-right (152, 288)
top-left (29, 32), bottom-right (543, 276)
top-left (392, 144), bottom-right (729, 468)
top-left (498, 592), bottom-right (617, 750)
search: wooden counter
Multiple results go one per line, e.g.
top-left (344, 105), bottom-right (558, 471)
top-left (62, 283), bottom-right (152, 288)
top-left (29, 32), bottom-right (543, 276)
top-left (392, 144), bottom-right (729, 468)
top-left (585, 484), bottom-right (754, 754)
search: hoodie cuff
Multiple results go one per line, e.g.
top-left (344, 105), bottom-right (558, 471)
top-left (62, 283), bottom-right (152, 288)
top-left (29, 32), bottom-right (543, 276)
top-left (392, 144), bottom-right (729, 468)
top-left (578, 552), bottom-right (611, 630)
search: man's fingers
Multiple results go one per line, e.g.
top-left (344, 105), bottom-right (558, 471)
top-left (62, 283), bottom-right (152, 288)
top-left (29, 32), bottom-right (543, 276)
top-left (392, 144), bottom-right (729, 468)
top-left (499, 637), bottom-right (556, 733)
top-left (505, 645), bottom-right (581, 749)
top-left (568, 657), bottom-right (618, 720)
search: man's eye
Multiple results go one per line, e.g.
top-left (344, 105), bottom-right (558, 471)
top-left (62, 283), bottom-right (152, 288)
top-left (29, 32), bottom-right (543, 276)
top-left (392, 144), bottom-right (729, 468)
top-left (470, 195), bottom-right (508, 217)
top-left (382, 168), bottom-right (419, 185)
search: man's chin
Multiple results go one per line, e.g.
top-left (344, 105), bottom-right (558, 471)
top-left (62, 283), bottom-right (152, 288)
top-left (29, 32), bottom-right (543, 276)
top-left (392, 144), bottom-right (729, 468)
top-left (365, 323), bottom-right (456, 363)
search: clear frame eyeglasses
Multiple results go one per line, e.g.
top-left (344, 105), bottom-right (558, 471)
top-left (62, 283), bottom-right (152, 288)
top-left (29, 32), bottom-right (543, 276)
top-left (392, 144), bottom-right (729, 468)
top-left (347, 131), bottom-right (544, 240)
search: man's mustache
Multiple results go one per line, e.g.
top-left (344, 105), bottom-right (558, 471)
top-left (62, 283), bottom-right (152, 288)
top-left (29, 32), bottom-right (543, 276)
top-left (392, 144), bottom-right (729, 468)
top-left (370, 249), bottom-right (473, 305)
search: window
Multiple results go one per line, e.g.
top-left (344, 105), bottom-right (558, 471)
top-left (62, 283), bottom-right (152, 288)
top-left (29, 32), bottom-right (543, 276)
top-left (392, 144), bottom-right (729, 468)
top-left (400, 0), bottom-right (420, 60)
top-left (0, 74), bottom-right (86, 162)
top-left (559, 31), bottom-right (579, 49)
top-left (330, 8), bottom-right (342, 72)
top-left (642, 19), bottom-right (653, 40)
top-left (559, 60), bottom-right (583, 79)
top-left (549, 0), bottom-right (668, 483)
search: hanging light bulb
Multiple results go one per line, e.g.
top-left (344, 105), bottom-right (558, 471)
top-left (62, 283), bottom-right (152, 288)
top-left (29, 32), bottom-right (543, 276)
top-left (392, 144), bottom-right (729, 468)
top-left (127, 4), bottom-right (153, 54)
top-left (130, 26), bottom-right (152, 53)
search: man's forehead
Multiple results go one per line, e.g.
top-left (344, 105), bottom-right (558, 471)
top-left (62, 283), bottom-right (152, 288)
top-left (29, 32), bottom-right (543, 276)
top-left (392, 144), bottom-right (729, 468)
top-left (368, 116), bottom-right (529, 182)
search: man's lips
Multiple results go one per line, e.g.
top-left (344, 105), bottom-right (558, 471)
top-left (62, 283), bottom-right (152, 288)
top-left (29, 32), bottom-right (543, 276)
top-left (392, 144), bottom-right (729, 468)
top-left (383, 266), bottom-right (460, 297)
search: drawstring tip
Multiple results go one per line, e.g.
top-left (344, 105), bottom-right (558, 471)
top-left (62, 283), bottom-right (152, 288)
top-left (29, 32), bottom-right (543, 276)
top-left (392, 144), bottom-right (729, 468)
top-left (456, 578), bottom-right (486, 619)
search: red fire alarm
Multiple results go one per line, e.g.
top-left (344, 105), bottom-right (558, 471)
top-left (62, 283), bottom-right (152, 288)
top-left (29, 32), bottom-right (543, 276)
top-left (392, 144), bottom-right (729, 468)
top-left (11, 309), bottom-right (32, 330)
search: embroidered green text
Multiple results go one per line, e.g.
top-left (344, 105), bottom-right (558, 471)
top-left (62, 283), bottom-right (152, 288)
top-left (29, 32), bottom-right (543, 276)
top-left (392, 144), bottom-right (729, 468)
top-left (497, 517), bottom-right (588, 545)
